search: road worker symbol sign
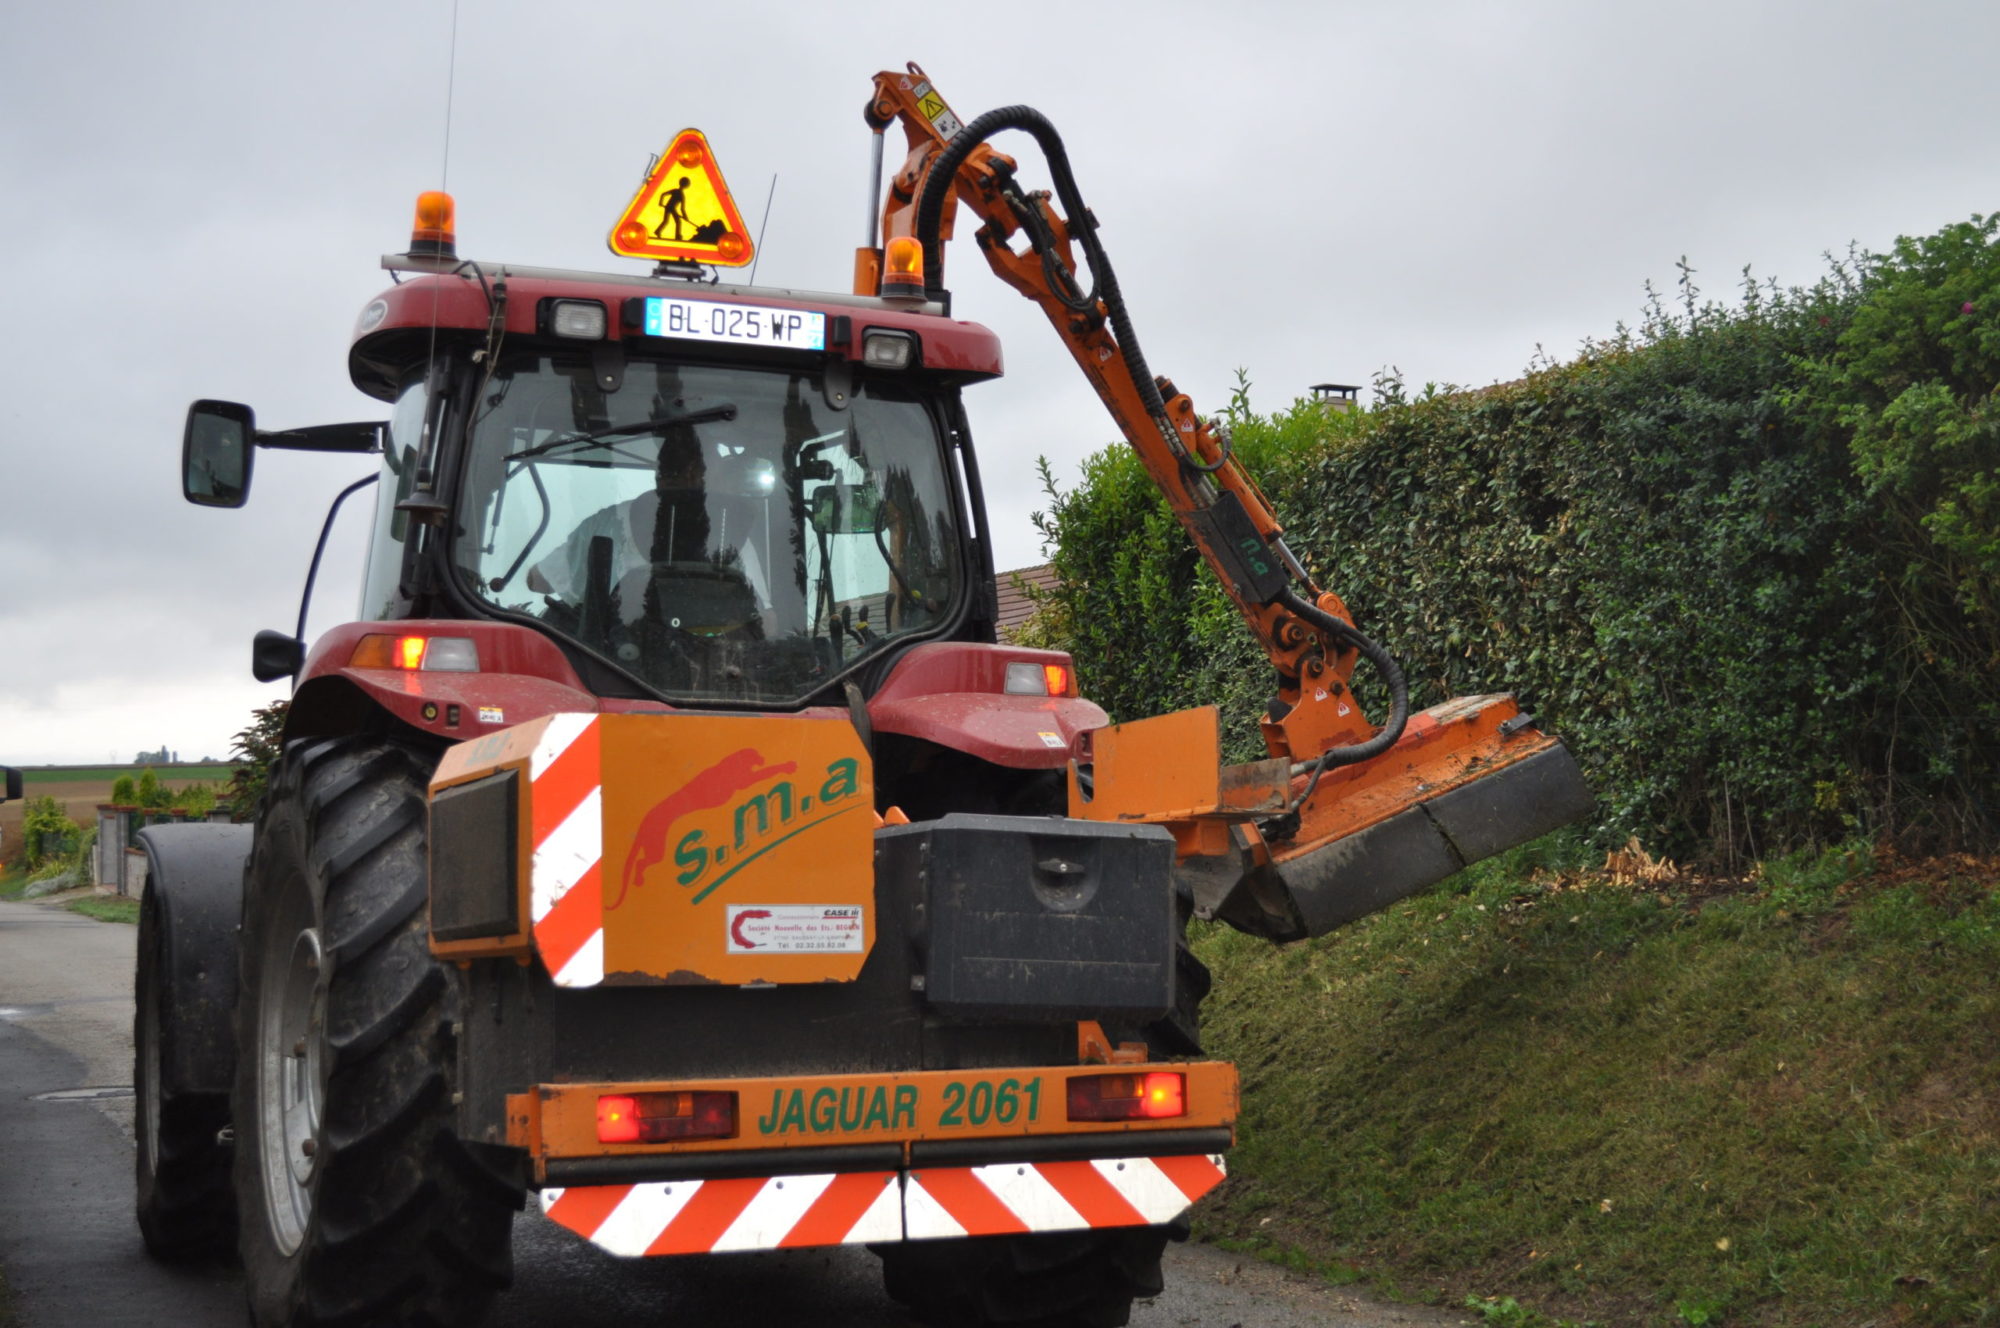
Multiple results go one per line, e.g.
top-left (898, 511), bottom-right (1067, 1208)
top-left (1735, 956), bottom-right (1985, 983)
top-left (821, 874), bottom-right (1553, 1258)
top-left (609, 129), bottom-right (756, 266)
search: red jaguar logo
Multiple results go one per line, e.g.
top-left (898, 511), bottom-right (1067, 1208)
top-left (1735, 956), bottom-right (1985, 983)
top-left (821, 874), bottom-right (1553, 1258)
top-left (611, 749), bottom-right (796, 909)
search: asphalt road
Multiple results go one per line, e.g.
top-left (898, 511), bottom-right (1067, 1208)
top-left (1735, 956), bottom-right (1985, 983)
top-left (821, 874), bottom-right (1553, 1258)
top-left (0, 895), bottom-right (1461, 1328)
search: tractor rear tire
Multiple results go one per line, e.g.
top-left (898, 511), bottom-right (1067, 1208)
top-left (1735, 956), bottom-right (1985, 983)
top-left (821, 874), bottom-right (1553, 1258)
top-left (233, 737), bottom-right (519, 1327)
top-left (135, 886), bottom-right (237, 1262)
top-left (877, 1224), bottom-right (1172, 1328)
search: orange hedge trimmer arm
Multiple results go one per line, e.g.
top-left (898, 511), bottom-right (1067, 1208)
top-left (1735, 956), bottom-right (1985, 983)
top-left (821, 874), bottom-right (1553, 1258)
top-left (861, 65), bottom-right (1373, 764)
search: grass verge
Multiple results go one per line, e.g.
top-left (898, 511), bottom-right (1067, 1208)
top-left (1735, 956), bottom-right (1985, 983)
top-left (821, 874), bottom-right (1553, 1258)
top-left (67, 895), bottom-right (139, 925)
top-left (0, 869), bottom-right (26, 902)
top-left (18, 764), bottom-right (235, 785)
top-left (1192, 838), bottom-right (2000, 1327)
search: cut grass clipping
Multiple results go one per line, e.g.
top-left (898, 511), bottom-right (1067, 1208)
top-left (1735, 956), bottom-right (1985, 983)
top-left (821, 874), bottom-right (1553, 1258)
top-left (1194, 836), bottom-right (2000, 1328)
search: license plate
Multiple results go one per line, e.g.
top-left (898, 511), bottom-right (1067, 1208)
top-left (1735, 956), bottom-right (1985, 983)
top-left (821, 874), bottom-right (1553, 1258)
top-left (642, 296), bottom-right (825, 351)
top-left (749, 1073), bottom-right (1051, 1139)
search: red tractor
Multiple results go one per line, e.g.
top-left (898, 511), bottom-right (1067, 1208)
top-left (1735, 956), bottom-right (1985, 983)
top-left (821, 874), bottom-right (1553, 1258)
top-left (136, 64), bottom-right (1589, 1327)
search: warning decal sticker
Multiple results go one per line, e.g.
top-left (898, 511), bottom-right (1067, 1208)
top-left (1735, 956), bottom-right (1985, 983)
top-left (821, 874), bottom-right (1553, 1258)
top-left (726, 904), bottom-right (866, 954)
top-left (910, 79), bottom-right (963, 140)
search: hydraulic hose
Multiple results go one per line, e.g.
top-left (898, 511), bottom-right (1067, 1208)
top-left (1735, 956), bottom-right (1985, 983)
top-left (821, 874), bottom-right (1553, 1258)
top-left (1278, 585), bottom-right (1410, 775)
top-left (913, 106), bottom-right (1185, 468)
top-left (915, 107), bottom-right (1412, 792)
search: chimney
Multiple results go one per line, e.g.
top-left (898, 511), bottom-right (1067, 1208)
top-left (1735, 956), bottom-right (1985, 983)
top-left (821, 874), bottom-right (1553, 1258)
top-left (1310, 383), bottom-right (1360, 413)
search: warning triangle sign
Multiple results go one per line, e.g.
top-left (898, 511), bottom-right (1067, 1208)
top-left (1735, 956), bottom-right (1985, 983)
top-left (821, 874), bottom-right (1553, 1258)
top-left (609, 129), bottom-right (756, 266)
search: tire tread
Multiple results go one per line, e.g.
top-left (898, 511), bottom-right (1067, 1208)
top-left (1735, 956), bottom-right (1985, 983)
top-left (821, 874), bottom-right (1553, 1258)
top-left (235, 737), bottom-right (517, 1327)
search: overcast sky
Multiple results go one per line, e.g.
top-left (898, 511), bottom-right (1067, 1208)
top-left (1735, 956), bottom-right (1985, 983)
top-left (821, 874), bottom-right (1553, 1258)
top-left (2, 0), bottom-right (1994, 766)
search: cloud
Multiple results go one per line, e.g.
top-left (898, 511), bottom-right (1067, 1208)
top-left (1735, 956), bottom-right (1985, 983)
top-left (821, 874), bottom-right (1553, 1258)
top-left (4, 0), bottom-right (1998, 761)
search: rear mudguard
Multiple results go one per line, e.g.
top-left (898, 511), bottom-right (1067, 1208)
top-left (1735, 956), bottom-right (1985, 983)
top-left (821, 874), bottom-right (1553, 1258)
top-left (284, 625), bottom-right (1098, 774)
top-left (136, 823), bottom-right (251, 1095)
top-left (284, 619), bottom-right (601, 748)
top-left (867, 642), bottom-right (1106, 767)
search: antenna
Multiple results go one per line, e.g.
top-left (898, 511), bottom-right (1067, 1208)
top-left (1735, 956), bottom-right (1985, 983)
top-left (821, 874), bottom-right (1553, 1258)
top-left (439, 0), bottom-right (460, 190)
top-left (421, 0), bottom-right (463, 385)
top-left (747, 174), bottom-right (777, 286)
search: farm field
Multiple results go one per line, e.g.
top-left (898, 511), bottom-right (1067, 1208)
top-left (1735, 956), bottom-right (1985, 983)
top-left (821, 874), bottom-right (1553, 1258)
top-left (18, 764), bottom-right (234, 786)
top-left (1, 765), bottom-right (236, 864)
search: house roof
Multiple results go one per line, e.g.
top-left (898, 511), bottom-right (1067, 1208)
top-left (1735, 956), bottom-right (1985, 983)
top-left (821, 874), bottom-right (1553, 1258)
top-left (994, 563), bottom-right (1058, 641)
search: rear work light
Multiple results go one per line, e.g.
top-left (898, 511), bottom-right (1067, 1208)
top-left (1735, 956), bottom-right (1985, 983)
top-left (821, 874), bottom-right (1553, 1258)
top-left (350, 634), bottom-right (480, 672)
top-left (596, 1091), bottom-right (738, 1144)
top-left (1067, 1072), bottom-right (1186, 1122)
top-left (548, 299), bottom-right (607, 340)
top-left (861, 329), bottom-right (916, 369)
top-left (1003, 660), bottom-right (1075, 697)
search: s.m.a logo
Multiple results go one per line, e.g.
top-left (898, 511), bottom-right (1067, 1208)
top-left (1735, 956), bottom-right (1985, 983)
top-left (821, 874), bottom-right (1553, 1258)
top-left (613, 749), bottom-right (865, 908)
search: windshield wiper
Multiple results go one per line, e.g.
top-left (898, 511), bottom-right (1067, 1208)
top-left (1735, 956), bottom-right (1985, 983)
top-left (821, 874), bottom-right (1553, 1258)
top-left (505, 404), bottom-right (738, 463)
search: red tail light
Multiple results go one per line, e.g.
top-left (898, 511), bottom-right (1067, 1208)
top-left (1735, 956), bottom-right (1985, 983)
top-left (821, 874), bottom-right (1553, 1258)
top-left (1066, 1072), bottom-right (1186, 1122)
top-left (596, 1091), bottom-right (738, 1144)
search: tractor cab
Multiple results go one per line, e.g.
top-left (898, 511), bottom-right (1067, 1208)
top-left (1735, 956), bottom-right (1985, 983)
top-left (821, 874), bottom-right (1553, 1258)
top-left (188, 185), bottom-right (1007, 714)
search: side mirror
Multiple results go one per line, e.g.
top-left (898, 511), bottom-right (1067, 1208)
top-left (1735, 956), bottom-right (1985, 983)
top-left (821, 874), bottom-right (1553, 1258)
top-left (1, 767), bottom-right (21, 803)
top-left (184, 400), bottom-right (257, 507)
top-left (808, 481), bottom-right (882, 536)
top-left (251, 629), bottom-right (306, 683)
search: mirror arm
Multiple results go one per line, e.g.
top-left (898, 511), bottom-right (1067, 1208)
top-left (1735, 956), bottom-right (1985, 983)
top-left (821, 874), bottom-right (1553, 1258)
top-left (254, 421), bottom-right (386, 453)
top-left (293, 473), bottom-right (382, 649)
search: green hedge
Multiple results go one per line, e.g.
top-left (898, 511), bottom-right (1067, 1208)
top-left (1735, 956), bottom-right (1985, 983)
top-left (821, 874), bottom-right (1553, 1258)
top-left (1025, 218), bottom-right (2000, 859)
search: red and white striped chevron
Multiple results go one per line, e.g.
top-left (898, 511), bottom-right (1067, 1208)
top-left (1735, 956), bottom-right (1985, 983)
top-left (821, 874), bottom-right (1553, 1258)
top-left (541, 1171), bottom-right (904, 1255)
top-left (539, 1154), bottom-right (1226, 1256)
top-left (903, 1154), bottom-right (1226, 1240)
top-left (528, 714), bottom-right (604, 987)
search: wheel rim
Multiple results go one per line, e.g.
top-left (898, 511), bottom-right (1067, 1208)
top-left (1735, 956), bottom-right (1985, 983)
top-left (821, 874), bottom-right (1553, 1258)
top-left (255, 879), bottom-right (326, 1258)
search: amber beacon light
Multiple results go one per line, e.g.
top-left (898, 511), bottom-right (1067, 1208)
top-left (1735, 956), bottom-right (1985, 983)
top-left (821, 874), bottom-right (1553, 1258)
top-left (880, 234), bottom-right (925, 300)
top-left (409, 190), bottom-right (457, 261)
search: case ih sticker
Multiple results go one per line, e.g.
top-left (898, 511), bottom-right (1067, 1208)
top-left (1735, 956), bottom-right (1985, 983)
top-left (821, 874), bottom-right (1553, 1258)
top-left (725, 904), bottom-right (865, 953)
top-left (538, 1155), bottom-right (1224, 1256)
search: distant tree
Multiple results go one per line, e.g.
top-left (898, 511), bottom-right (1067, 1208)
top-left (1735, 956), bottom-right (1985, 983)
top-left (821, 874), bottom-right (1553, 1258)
top-left (22, 797), bottom-right (79, 868)
top-left (170, 783), bottom-right (218, 818)
top-left (227, 700), bottom-right (290, 821)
